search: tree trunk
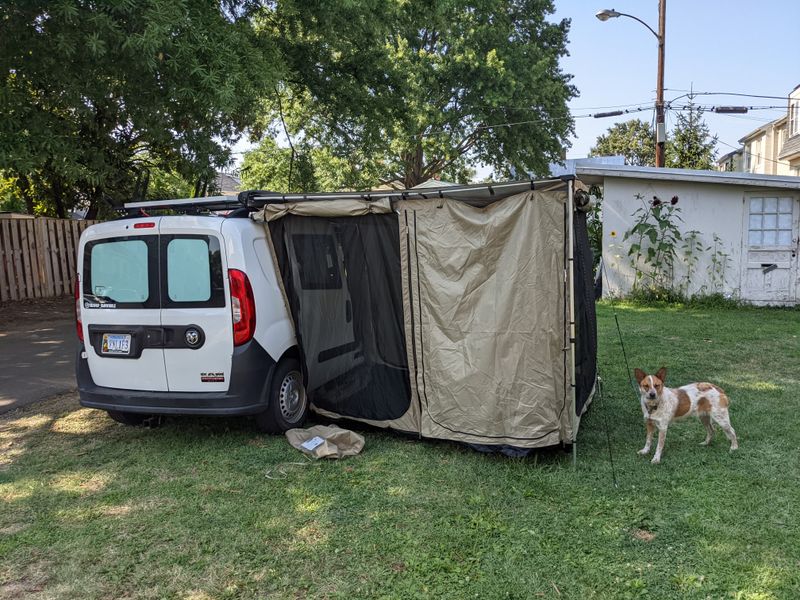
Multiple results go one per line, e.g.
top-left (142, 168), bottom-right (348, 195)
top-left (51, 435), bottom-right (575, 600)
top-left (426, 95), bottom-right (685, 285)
top-left (403, 144), bottom-right (426, 188)
top-left (16, 173), bottom-right (35, 215)
top-left (52, 177), bottom-right (66, 219)
top-left (85, 187), bottom-right (102, 220)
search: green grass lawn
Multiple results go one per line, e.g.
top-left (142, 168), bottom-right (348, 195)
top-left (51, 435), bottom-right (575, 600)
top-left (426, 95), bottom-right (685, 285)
top-left (2, 304), bottom-right (799, 599)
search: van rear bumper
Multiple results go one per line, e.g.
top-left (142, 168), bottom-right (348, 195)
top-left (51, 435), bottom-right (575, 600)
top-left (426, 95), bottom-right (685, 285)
top-left (76, 340), bottom-right (277, 416)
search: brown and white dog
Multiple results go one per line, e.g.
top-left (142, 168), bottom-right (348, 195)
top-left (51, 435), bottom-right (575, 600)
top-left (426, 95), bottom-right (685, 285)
top-left (635, 367), bottom-right (738, 464)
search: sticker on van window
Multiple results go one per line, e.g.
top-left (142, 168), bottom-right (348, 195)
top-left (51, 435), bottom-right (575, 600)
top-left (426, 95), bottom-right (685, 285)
top-left (201, 372), bottom-right (225, 383)
top-left (84, 301), bottom-right (117, 309)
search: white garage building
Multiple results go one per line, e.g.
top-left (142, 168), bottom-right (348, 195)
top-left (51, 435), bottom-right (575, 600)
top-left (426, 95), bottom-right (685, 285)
top-left (576, 164), bottom-right (800, 305)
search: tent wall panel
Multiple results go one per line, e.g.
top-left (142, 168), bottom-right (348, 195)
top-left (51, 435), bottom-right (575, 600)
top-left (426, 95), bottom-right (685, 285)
top-left (398, 191), bottom-right (571, 447)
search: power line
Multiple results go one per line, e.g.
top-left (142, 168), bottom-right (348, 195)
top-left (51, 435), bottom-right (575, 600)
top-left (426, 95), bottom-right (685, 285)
top-left (451, 99), bottom-right (659, 112)
top-left (665, 89), bottom-right (789, 101)
top-left (715, 113), bottom-right (782, 124)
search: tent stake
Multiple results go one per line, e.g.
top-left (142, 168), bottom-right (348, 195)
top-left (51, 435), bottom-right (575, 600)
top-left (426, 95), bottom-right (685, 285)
top-left (572, 441), bottom-right (577, 468)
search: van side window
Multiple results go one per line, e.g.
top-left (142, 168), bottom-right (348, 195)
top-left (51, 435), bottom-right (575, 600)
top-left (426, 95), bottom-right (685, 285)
top-left (167, 239), bottom-right (211, 302)
top-left (89, 240), bottom-right (150, 303)
top-left (292, 234), bottom-right (342, 290)
top-left (162, 235), bottom-right (225, 308)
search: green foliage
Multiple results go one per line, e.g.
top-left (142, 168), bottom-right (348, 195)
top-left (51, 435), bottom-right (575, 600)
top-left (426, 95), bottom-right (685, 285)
top-left (685, 292), bottom-right (744, 310)
top-left (146, 168), bottom-right (195, 201)
top-left (589, 119), bottom-right (655, 166)
top-left (623, 194), bottom-right (683, 291)
top-left (623, 285), bottom-right (692, 306)
top-left (680, 230), bottom-right (705, 295)
top-left (0, 173), bottom-right (26, 212)
top-left (240, 138), bottom-right (385, 192)
top-left (706, 233), bottom-right (732, 294)
top-left (666, 98), bottom-right (718, 170)
top-left (621, 196), bottom-right (735, 303)
top-left (586, 184), bottom-right (603, 272)
top-left (260, 0), bottom-right (576, 188)
top-left (0, 0), bottom-right (280, 217)
top-left (615, 289), bottom-right (747, 310)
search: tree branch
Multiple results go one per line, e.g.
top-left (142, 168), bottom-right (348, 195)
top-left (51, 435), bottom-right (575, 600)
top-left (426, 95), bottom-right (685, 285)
top-left (274, 86), bottom-right (296, 190)
top-left (420, 130), bottom-right (480, 180)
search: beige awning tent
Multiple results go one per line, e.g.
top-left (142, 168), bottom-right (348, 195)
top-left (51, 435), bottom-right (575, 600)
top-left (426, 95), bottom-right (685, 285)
top-left (248, 178), bottom-right (597, 451)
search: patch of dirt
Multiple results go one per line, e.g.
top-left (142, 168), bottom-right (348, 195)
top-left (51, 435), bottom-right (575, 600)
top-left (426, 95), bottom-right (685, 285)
top-left (0, 296), bottom-right (73, 328)
top-left (390, 562), bottom-right (406, 573)
top-left (0, 523), bottom-right (29, 536)
top-left (0, 560), bottom-right (51, 599)
top-left (631, 528), bottom-right (656, 542)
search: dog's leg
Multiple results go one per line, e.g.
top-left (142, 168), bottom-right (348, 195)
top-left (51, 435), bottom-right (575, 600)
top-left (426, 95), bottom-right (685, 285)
top-left (651, 428), bottom-right (667, 464)
top-left (699, 414), bottom-right (714, 446)
top-left (638, 420), bottom-right (654, 455)
top-left (711, 410), bottom-right (738, 451)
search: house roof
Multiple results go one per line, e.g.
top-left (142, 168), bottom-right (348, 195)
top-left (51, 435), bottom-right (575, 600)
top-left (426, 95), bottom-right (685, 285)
top-left (575, 164), bottom-right (800, 190)
top-left (214, 171), bottom-right (241, 196)
top-left (411, 178), bottom-right (458, 189)
top-left (716, 148), bottom-right (742, 163)
top-left (778, 134), bottom-right (800, 160)
top-left (737, 115), bottom-right (787, 144)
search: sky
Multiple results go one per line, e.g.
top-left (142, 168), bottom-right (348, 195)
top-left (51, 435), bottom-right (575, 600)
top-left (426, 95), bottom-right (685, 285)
top-left (555, 0), bottom-right (800, 159)
top-left (232, 0), bottom-right (800, 172)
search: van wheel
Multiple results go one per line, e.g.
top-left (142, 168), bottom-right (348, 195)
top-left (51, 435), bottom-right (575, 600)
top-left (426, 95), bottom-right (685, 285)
top-left (107, 410), bottom-right (155, 427)
top-left (255, 359), bottom-right (308, 433)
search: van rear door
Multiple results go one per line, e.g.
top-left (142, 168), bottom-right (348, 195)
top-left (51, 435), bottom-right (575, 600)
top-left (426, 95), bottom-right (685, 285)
top-left (286, 221), bottom-right (360, 390)
top-left (81, 220), bottom-right (168, 391)
top-left (158, 217), bottom-right (232, 392)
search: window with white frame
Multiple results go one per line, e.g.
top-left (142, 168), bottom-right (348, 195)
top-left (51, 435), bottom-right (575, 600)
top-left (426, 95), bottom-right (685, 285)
top-left (746, 139), bottom-right (762, 172)
top-left (748, 197), bottom-right (794, 247)
top-left (791, 100), bottom-right (800, 137)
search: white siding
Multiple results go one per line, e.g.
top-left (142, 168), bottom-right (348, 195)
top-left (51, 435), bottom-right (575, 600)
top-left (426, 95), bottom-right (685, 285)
top-left (602, 178), bottom-right (747, 298)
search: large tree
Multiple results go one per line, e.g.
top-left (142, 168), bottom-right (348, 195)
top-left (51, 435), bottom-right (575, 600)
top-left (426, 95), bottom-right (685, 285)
top-left (0, 0), bottom-right (279, 217)
top-left (667, 99), bottom-right (717, 170)
top-left (259, 0), bottom-right (576, 188)
top-left (589, 119), bottom-right (656, 167)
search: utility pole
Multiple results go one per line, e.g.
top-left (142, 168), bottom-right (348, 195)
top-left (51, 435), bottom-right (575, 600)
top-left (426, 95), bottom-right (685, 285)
top-left (655, 0), bottom-right (666, 167)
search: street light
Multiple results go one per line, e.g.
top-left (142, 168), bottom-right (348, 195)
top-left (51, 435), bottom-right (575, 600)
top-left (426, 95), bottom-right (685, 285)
top-left (596, 2), bottom-right (667, 167)
top-left (595, 9), bottom-right (620, 22)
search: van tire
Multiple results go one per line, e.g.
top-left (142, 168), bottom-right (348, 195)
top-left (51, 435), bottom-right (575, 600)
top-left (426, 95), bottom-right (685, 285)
top-left (255, 359), bottom-right (308, 433)
top-left (107, 410), bottom-right (154, 427)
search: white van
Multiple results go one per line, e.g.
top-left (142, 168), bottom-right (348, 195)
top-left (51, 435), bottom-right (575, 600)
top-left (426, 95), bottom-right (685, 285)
top-left (75, 197), bottom-right (353, 432)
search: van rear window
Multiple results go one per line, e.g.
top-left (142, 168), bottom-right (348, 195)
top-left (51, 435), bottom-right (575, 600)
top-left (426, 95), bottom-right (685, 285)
top-left (167, 239), bottom-right (211, 302)
top-left (88, 240), bottom-right (151, 304)
top-left (162, 235), bottom-right (225, 308)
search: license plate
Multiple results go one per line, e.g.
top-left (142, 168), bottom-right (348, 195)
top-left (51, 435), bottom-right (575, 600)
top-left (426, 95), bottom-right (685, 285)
top-left (102, 333), bottom-right (131, 355)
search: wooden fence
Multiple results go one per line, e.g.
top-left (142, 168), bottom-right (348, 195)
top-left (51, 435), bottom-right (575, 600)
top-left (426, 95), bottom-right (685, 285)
top-left (0, 216), bottom-right (99, 302)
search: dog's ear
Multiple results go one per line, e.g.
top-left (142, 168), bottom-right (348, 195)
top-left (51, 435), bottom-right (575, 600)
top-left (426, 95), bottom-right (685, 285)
top-left (655, 366), bottom-right (667, 382)
top-left (633, 368), bottom-right (647, 384)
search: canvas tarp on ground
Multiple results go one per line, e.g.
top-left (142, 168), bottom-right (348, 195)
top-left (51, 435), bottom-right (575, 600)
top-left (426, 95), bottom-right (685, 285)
top-left (251, 179), bottom-right (596, 450)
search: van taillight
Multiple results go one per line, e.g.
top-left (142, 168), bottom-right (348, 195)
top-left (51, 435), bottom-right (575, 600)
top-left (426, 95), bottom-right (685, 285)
top-left (74, 277), bottom-right (84, 342)
top-left (229, 269), bottom-right (256, 346)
